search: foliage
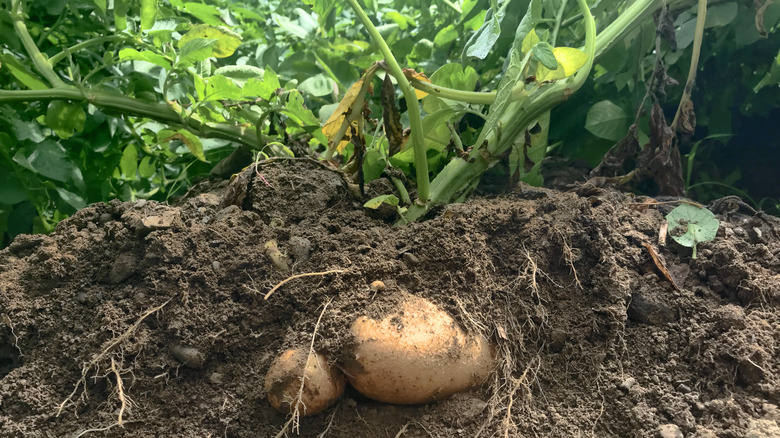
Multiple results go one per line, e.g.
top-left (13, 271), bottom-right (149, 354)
top-left (0, 0), bottom-right (778, 245)
top-left (666, 203), bottom-right (719, 259)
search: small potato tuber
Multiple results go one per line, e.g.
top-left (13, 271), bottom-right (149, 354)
top-left (264, 348), bottom-right (345, 416)
top-left (345, 294), bottom-right (496, 404)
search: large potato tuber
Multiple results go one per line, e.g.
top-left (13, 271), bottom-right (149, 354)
top-left (345, 294), bottom-right (496, 404)
top-left (264, 348), bottom-right (345, 416)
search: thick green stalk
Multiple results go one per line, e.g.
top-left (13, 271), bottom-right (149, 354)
top-left (11, 0), bottom-right (64, 87)
top-left (345, 0), bottom-right (430, 203)
top-left (409, 0), bottom-right (661, 105)
top-left (0, 88), bottom-right (261, 148)
top-left (403, 0), bottom-right (597, 222)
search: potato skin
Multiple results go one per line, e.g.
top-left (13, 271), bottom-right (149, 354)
top-left (264, 349), bottom-right (345, 416)
top-left (346, 294), bottom-right (496, 404)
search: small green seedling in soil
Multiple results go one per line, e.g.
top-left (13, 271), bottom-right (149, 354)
top-left (665, 204), bottom-right (719, 259)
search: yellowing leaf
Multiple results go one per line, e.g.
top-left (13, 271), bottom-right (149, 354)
top-left (178, 24), bottom-right (242, 58)
top-left (521, 29), bottom-right (540, 54)
top-left (323, 65), bottom-right (378, 153)
top-left (536, 47), bottom-right (588, 82)
top-left (158, 129), bottom-right (206, 162)
top-left (403, 68), bottom-right (430, 99)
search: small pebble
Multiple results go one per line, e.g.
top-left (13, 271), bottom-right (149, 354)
top-left (402, 252), bottom-right (419, 265)
top-left (619, 377), bottom-right (637, 391)
top-left (658, 423), bottom-right (683, 438)
top-left (209, 372), bottom-right (224, 384)
top-left (212, 261), bottom-right (221, 272)
top-left (98, 213), bottom-right (113, 224)
top-left (370, 280), bottom-right (386, 292)
top-left (677, 383), bottom-right (691, 393)
top-left (171, 344), bottom-right (206, 369)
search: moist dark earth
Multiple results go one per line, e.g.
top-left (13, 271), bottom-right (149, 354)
top-left (1, 159), bottom-right (778, 437)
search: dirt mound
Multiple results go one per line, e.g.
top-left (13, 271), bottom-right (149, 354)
top-left (1, 159), bottom-right (779, 437)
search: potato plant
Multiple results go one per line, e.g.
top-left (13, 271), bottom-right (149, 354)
top-left (0, 0), bottom-right (777, 243)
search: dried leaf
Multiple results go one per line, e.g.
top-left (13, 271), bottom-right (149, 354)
top-left (381, 74), bottom-right (405, 156)
top-left (641, 241), bottom-right (681, 292)
top-left (322, 67), bottom-right (377, 153)
top-left (402, 68), bottom-right (430, 99)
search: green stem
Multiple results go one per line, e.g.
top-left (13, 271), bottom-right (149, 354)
top-left (11, 0), bottom-right (65, 87)
top-left (593, 0), bottom-right (661, 58)
top-left (391, 177), bottom-right (412, 205)
top-left (346, 0), bottom-right (430, 203)
top-left (49, 35), bottom-right (137, 66)
top-left (409, 0), bottom-right (661, 105)
top-left (403, 0), bottom-right (597, 222)
top-left (551, 0), bottom-right (569, 46)
top-left (0, 88), bottom-right (260, 148)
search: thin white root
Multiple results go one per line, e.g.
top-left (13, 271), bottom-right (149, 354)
top-left (274, 299), bottom-right (333, 437)
top-left (110, 358), bottom-right (127, 427)
top-left (556, 229), bottom-right (582, 289)
top-left (264, 269), bottom-right (347, 300)
top-left (57, 299), bottom-right (171, 417)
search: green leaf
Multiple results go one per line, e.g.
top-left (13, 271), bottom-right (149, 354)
top-left (203, 75), bottom-right (243, 101)
top-left (55, 188), bottom-right (86, 211)
top-left (141, 0), bottom-right (157, 31)
top-left (302, 0), bottom-right (336, 18)
top-left (149, 18), bottom-right (189, 42)
top-left (114, 0), bottom-right (129, 31)
top-left (45, 101), bottom-right (86, 139)
top-left (119, 143), bottom-right (138, 179)
top-left (364, 194), bottom-right (399, 209)
top-left (532, 42), bottom-right (557, 70)
top-left (0, 171), bottom-right (27, 205)
top-left (91, 0), bottom-right (106, 12)
top-left (298, 74), bottom-right (336, 97)
top-left (263, 68), bottom-right (281, 91)
top-left (585, 100), bottom-right (630, 141)
top-left (0, 54), bottom-right (48, 90)
top-left (273, 13), bottom-right (310, 39)
top-left (666, 204), bottom-right (720, 259)
top-left (754, 49), bottom-right (780, 92)
top-left (119, 48), bottom-right (171, 69)
top-left (433, 25), bottom-right (459, 47)
top-left (182, 2), bottom-right (222, 25)
top-left (11, 119), bottom-right (44, 143)
top-left (242, 77), bottom-right (278, 101)
top-left (463, 5), bottom-right (505, 59)
top-left (474, 1), bottom-right (536, 148)
top-left (177, 39), bottom-right (217, 65)
top-left (13, 140), bottom-right (78, 183)
top-left (284, 90), bottom-right (322, 129)
top-left (423, 64), bottom-right (478, 114)
top-left (139, 156), bottom-right (156, 178)
top-left (158, 129), bottom-right (206, 162)
top-left (705, 2), bottom-right (738, 28)
top-left (384, 11), bottom-right (415, 30)
top-left (179, 25), bottom-right (242, 58)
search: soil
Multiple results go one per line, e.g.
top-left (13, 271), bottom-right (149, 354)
top-left (1, 159), bottom-right (779, 438)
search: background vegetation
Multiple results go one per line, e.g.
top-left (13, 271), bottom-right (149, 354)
top-left (0, 0), bottom-right (778, 246)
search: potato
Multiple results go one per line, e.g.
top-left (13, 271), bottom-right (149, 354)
top-left (345, 294), bottom-right (496, 404)
top-left (264, 348), bottom-right (345, 416)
